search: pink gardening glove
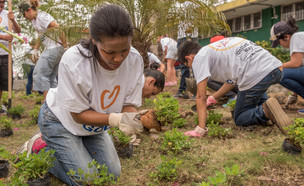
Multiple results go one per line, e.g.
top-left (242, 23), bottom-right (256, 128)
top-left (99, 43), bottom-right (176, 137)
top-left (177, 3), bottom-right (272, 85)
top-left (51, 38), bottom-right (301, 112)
top-left (207, 96), bottom-right (217, 107)
top-left (184, 126), bottom-right (208, 138)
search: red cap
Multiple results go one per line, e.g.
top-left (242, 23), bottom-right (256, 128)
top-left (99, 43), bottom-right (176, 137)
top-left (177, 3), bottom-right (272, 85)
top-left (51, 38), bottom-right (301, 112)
top-left (210, 35), bottom-right (225, 43)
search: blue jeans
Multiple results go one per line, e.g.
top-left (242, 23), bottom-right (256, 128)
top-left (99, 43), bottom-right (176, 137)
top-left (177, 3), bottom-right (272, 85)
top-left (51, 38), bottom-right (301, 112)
top-left (38, 102), bottom-right (121, 185)
top-left (234, 68), bottom-right (282, 127)
top-left (26, 65), bottom-right (34, 95)
top-left (279, 67), bottom-right (304, 99)
top-left (178, 64), bottom-right (190, 92)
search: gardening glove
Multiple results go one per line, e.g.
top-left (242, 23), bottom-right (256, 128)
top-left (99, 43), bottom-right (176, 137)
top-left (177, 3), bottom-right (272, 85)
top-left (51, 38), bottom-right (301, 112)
top-left (109, 112), bottom-right (146, 136)
top-left (184, 126), bottom-right (208, 138)
top-left (32, 49), bottom-right (39, 62)
top-left (207, 96), bottom-right (217, 107)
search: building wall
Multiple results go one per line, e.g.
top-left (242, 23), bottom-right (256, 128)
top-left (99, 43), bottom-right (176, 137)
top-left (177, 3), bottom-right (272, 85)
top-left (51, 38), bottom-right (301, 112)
top-left (199, 5), bottom-right (304, 46)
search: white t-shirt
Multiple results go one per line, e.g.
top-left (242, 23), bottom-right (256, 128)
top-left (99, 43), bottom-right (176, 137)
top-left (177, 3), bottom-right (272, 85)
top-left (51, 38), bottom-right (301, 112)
top-left (290, 32), bottom-right (304, 66)
top-left (148, 52), bottom-right (161, 66)
top-left (46, 45), bottom-right (144, 136)
top-left (193, 37), bottom-right (282, 91)
top-left (32, 11), bottom-right (62, 50)
top-left (160, 37), bottom-right (177, 52)
top-left (0, 10), bottom-right (10, 55)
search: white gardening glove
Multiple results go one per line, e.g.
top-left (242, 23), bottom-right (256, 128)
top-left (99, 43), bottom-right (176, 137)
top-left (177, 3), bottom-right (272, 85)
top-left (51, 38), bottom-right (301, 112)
top-left (207, 96), bottom-right (217, 107)
top-left (31, 49), bottom-right (39, 62)
top-left (108, 111), bottom-right (148, 136)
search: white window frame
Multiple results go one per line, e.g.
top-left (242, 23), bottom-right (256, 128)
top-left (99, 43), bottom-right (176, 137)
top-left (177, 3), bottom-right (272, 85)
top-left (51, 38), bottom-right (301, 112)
top-left (281, 2), bottom-right (304, 21)
top-left (227, 12), bottom-right (262, 33)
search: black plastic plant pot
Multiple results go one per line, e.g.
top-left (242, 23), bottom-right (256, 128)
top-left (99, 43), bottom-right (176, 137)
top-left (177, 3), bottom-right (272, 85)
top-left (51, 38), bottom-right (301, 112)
top-left (117, 144), bottom-right (133, 159)
top-left (27, 174), bottom-right (51, 186)
top-left (0, 128), bottom-right (13, 137)
top-left (282, 138), bottom-right (302, 154)
top-left (0, 160), bottom-right (9, 178)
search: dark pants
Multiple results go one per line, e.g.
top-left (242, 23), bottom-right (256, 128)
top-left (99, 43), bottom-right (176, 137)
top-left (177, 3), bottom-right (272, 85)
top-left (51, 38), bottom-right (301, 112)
top-left (207, 79), bottom-right (239, 99)
top-left (25, 65), bottom-right (34, 95)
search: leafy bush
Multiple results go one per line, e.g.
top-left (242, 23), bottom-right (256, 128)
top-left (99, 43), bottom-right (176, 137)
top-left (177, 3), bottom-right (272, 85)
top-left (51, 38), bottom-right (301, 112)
top-left (108, 127), bottom-right (131, 146)
top-left (7, 104), bottom-right (25, 118)
top-left (67, 159), bottom-right (117, 185)
top-left (172, 118), bottom-right (186, 128)
top-left (35, 96), bottom-right (43, 104)
top-left (150, 156), bottom-right (182, 182)
top-left (153, 94), bottom-right (180, 125)
top-left (199, 164), bottom-right (243, 186)
top-left (206, 110), bottom-right (223, 125)
top-left (28, 105), bottom-right (40, 124)
top-left (226, 99), bottom-right (236, 111)
top-left (286, 118), bottom-right (304, 146)
top-left (255, 40), bottom-right (290, 62)
top-left (208, 121), bottom-right (231, 138)
top-left (13, 148), bottom-right (56, 181)
top-left (161, 128), bottom-right (192, 153)
top-left (0, 146), bottom-right (14, 161)
top-left (0, 116), bottom-right (13, 130)
top-left (0, 91), bottom-right (15, 106)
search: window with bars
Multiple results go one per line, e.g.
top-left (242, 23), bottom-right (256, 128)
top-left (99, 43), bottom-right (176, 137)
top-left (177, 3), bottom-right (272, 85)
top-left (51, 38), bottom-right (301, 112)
top-left (226, 12), bottom-right (261, 33)
top-left (282, 5), bottom-right (293, 21)
top-left (235, 17), bottom-right (242, 32)
top-left (295, 2), bottom-right (304, 20)
top-left (227, 19), bottom-right (234, 32)
top-left (244, 15), bottom-right (251, 30)
top-left (253, 12), bottom-right (261, 28)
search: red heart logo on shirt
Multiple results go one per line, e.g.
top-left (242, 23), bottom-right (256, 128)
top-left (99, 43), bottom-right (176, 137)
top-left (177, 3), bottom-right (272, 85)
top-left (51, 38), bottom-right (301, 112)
top-left (100, 85), bottom-right (120, 110)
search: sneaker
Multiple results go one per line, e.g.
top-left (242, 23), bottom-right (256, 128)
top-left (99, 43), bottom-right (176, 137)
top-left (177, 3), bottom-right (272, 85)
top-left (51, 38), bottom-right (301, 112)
top-left (173, 91), bottom-right (189, 99)
top-left (14, 130), bottom-right (46, 163)
top-left (297, 109), bottom-right (304, 115)
top-left (0, 105), bottom-right (7, 116)
top-left (284, 94), bottom-right (298, 108)
top-left (262, 97), bottom-right (292, 135)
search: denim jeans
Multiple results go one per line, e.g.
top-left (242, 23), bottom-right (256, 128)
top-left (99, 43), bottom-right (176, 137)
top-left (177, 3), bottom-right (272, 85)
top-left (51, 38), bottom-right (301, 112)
top-left (234, 68), bottom-right (282, 127)
top-left (26, 65), bottom-right (34, 95)
top-left (38, 102), bottom-right (121, 185)
top-left (178, 64), bottom-right (190, 92)
top-left (279, 67), bottom-right (304, 99)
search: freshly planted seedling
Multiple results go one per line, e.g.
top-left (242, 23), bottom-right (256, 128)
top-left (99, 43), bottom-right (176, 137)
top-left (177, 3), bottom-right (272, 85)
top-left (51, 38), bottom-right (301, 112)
top-left (28, 105), bottom-right (40, 124)
top-left (207, 121), bottom-right (231, 138)
top-left (206, 110), bottom-right (223, 125)
top-left (0, 91), bottom-right (15, 106)
top-left (153, 94), bottom-right (180, 126)
top-left (172, 118), bottom-right (186, 128)
top-left (7, 104), bottom-right (25, 119)
top-left (13, 148), bottom-right (56, 183)
top-left (282, 118), bottom-right (304, 154)
top-left (67, 159), bottom-right (117, 185)
top-left (227, 99), bottom-right (236, 111)
top-left (0, 116), bottom-right (13, 131)
top-left (109, 127), bottom-right (131, 146)
top-left (161, 128), bottom-right (192, 153)
top-left (150, 156), bottom-right (183, 183)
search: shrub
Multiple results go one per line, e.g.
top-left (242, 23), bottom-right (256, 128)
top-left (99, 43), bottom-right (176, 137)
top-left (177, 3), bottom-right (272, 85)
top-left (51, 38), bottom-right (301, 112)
top-left (150, 156), bottom-right (182, 182)
top-left (67, 159), bottom-right (117, 185)
top-left (227, 99), bottom-right (236, 111)
top-left (13, 148), bottom-right (56, 181)
top-left (108, 127), bottom-right (131, 146)
top-left (208, 121), bottom-right (231, 138)
top-left (153, 94), bottom-right (180, 125)
top-left (161, 128), bottom-right (192, 153)
top-left (172, 118), bottom-right (186, 128)
top-left (0, 116), bottom-right (13, 130)
top-left (28, 105), bottom-right (40, 123)
top-left (7, 104), bottom-right (25, 118)
top-left (206, 110), bottom-right (223, 125)
top-left (286, 118), bottom-right (304, 146)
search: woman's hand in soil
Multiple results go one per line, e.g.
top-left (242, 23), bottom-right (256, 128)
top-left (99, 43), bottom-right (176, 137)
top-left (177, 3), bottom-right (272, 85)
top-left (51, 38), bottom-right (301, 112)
top-left (184, 126), bottom-right (208, 138)
top-left (109, 112), bottom-right (146, 136)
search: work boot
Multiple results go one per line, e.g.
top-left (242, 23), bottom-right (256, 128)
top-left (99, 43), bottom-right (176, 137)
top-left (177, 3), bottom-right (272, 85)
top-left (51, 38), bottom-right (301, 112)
top-left (262, 97), bottom-right (292, 135)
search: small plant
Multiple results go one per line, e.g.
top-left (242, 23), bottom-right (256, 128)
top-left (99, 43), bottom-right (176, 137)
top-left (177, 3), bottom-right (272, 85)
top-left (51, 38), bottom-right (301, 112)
top-left (150, 156), bottom-right (182, 182)
top-left (153, 94), bottom-right (180, 125)
top-left (208, 121), bottom-right (231, 138)
top-left (226, 99), bottom-right (236, 111)
top-left (199, 164), bottom-right (243, 186)
top-left (172, 118), bottom-right (186, 128)
top-left (158, 91), bottom-right (172, 98)
top-left (28, 105), bottom-right (41, 124)
top-left (0, 91), bottom-right (15, 106)
top-left (0, 116), bottom-right (13, 130)
top-left (7, 104), bottom-right (25, 119)
top-left (35, 96), bottom-right (43, 104)
top-left (161, 128), bottom-right (192, 153)
top-left (109, 127), bottom-right (131, 146)
top-left (67, 159), bottom-right (118, 185)
top-left (206, 110), bottom-right (223, 125)
top-left (0, 146), bottom-right (14, 161)
top-left (286, 118), bottom-right (304, 146)
top-left (13, 148), bottom-right (56, 182)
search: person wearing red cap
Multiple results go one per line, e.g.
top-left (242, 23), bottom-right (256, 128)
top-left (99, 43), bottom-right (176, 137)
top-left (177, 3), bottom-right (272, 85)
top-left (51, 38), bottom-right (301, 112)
top-left (270, 17), bottom-right (304, 115)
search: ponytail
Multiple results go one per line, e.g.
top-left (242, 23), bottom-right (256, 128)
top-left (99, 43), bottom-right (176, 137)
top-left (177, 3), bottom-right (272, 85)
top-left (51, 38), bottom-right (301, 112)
top-left (286, 16), bottom-right (299, 34)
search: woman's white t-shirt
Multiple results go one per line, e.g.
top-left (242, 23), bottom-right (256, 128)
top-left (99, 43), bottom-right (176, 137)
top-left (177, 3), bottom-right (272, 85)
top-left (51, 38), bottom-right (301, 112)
top-left (46, 44), bottom-right (144, 136)
top-left (193, 37), bottom-right (282, 91)
top-left (32, 11), bottom-right (62, 50)
top-left (148, 52), bottom-right (161, 66)
top-left (289, 32), bottom-right (304, 66)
